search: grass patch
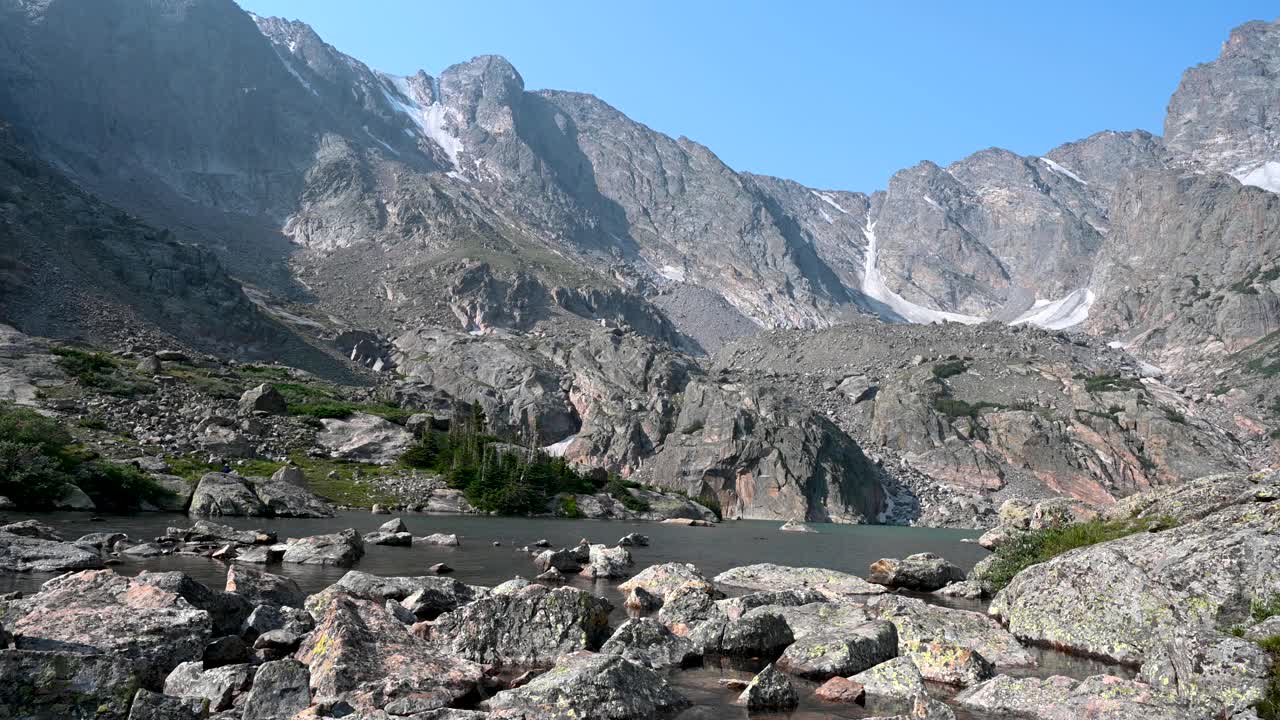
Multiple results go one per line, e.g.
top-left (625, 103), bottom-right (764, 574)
top-left (1248, 356), bottom-right (1280, 379)
top-left (1083, 374), bottom-right (1143, 393)
top-left (558, 495), bottom-right (583, 519)
top-left (606, 475), bottom-right (651, 513)
top-left (51, 347), bottom-right (152, 397)
top-left (931, 360), bottom-right (969, 380)
top-left (77, 417), bottom-right (108, 431)
top-left (977, 518), bottom-right (1174, 591)
top-left (1260, 635), bottom-right (1280, 720)
top-left (166, 452), bottom-right (400, 508)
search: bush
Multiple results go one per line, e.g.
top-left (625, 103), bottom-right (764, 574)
top-left (1162, 408), bottom-right (1187, 424)
top-left (935, 398), bottom-right (1001, 418)
top-left (932, 360), bottom-right (969, 380)
top-left (977, 518), bottom-right (1171, 591)
top-left (605, 474), bottom-right (651, 513)
top-left (75, 461), bottom-right (172, 512)
top-left (559, 495), bottom-right (583, 518)
top-left (0, 440), bottom-right (72, 507)
top-left (1084, 374), bottom-right (1143, 393)
top-left (0, 403), bottom-right (74, 456)
top-left (1260, 635), bottom-right (1280, 720)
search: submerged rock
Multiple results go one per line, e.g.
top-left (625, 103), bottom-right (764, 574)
top-left (483, 652), bottom-right (688, 719)
top-left (282, 529), bottom-right (364, 566)
top-left (0, 531), bottom-right (104, 572)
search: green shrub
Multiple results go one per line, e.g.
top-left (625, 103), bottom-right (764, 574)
top-left (289, 402), bottom-right (356, 420)
top-left (0, 404), bottom-right (73, 456)
top-left (1253, 596), bottom-right (1280, 624)
top-left (935, 398), bottom-right (1002, 418)
top-left (1260, 635), bottom-right (1280, 720)
top-left (1163, 408), bottom-right (1187, 424)
top-left (558, 495), bottom-right (583, 518)
top-left (978, 518), bottom-right (1171, 591)
top-left (77, 417), bottom-right (108, 430)
top-left (75, 461), bottom-right (172, 512)
top-left (1084, 374), bottom-right (1143, 393)
top-left (0, 441), bottom-right (72, 507)
top-left (932, 360), bottom-right (969, 380)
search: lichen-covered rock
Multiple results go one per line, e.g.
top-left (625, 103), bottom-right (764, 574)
top-left (908, 642), bottom-right (995, 686)
top-left (868, 695), bottom-right (958, 720)
top-left (0, 649), bottom-right (140, 720)
top-left (172, 519), bottom-right (274, 546)
top-left (867, 594), bottom-right (1033, 667)
top-left (868, 552), bottom-right (966, 591)
top-left (308, 570), bottom-right (481, 620)
top-left (226, 565), bottom-right (304, 608)
top-left (814, 676), bottom-right (866, 704)
top-left (932, 579), bottom-right (989, 599)
top-left (718, 588), bottom-right (827, 621)
top-left (297, 592), bottom-right (484, 711)
top-left (133, 570), bottom-right (252, 637)
top-left (851, 657), bottom-right (927, 701)
top-left (777, 619), bottom-right (898, 680)
top-left (954, 674), bottom-right (1199, 719)
top-left (715, 563), bottom-right (887, 600)
top-left (580, 544), bottom-right (633, 578)
top-left (11, 570), bottom-right (211, 687)
top-left (427, 584), bottom-right (612, 666)
top-left (241, 658), bottom-right (311, 720)
top-left (240, 604), bottom-right (314, 640)
top-left (127, 689), bottom-right (205, 720)
top-left (163, 661), bottom-right (253, 711)
top-left (483, 652), bottom-right (688, 719)
top-left (1103, 470), bottom-right (1278, 525)
top-left (696, 607), bottom-right (794, 658)
top-left (600, 618), bottom-right (700, 668)
top-left (656, 584), bottom-right (720, 636)
top-left (737, 663), bottom-right (798, 711)
top-left (618, 563), bottom-right (718, 602)
top-left (282, 529), bottom-right (364, 566)
top-left (624, 586), bottom-right (661, 613)
top-left (378, 517), bottom-right (408, 533)
top-left (189, 473), bottom-right (269, 517)
top-left (0, 531), bottom-right (105, 572)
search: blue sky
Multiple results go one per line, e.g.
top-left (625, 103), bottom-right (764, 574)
top-left (239, 1), bottom-right (1275, 192)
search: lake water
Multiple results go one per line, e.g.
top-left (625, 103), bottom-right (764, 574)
top-left (0, 511), bottom-right (1121, 719)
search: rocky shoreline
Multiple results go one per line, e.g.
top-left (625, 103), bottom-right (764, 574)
top-left (0, 468), bottom-right (1275, 719)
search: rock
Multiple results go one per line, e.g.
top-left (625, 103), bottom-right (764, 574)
top-left (1245, 615), bottom-right (1280, 642)
top-left (660, 517), bottom-right (714, 526)
top-left (0, 622), bottom-right (9, 649)
top-left (240, 605), bottom-right (314, 640)
top-left (164, 661), bottom-right (253, 711)
top-left (737, 663), bottom-right (798, 711)
top-left (321, 570), bottom-right (480, 608)
top-left (868, 552), bottom-right (966, 591)
top-left (225, 565), bottom-right (304, 608)
top-left (619, 563), bottom-right (719, 603)
top-left (189, 473), bottom-right (269, 517)
top-left (175, 519), bottom-right (275, 546)
top-left (625, 586), bottom-right (661, 613)
top-left (618, 532), bottom-right (650, 546)
top-left (11, 570), bottom-right (212, 687)
top-left (715, 563), bottom-right (887, 600)
top-left (533, 547), bottom-right (583, 573)
top-left (779, 519), bottom-right (816, 533)
top-left (133, 570), bottom-right (252, 637)
top-left (430, 562), bottom-right (453, 574)
top-left (867, 594), bottom-right (1034, 667)
top-left (2, 520), bottom-right (63, 541)
top-left (51, 483), bottom-right (95, 510)
top-left (250, 475), bottom-right (334, 518)
top-left (136, 355), bottom-right (162, 374)
top-left (536, 567), bottom-right (565, 582)
top-left (126, 689), bottom-right (205, 720)
top-left (777, 619), bottom-right (898, 680)
top-left (144, 474), bottom-right (193, 512)
top-left (851, 657), bottom-right (927, 701)
top-left (600, 617), bottom-right (700, 668)
top-left (241, 659), bottom-right (311, 720)
top-left (701, 607), bottom-right (794, 658)
top-left (379, 517), bottom-right (408, 533)
top-left (270, 465), bottom-right (307, 487)
top-left (427, 584), bottom-right (611, 666)
top-left (315, 413), bottom-right (414, 465)
top-left (238, 384), bottom-right (287, 415)
top-left (202, 635), bottom-right (251, 668)
top-left (418, 533), bottom-right (461, 546)
top-left (282, 529), bottom-right (364, 566)
top-left (232, 544), bottom-right (285, 564)
top-left (121, 541), bottom-right (168, 557)
top-left (954, 674), bottom-right (1200, 720)
top-left (0, 531), bottom-right (104, 572)
top-left (366, 530), bottom-right (413, 546)
top-left (814, 676), bottom-right (866, 704)
top-left (718, 588), bottom-right (828, 621)
top-left (932, 579), bottom-right (988, 599)
top-left (0, 496), bottom-right (13, 511)
top-left (298, 592), bottom-right (484, 712)
top-left (908, 642), bottom-right (995, 686)
top-left (0, 649), bottom-right (139, 720)
top-left (872, 695), bottom-right (958, 720)
top-left (483, 653), bottom-right (688, 719)
top-left (387, 598), bottom-right (417, 624)
top-left (371, 504), bottom-right (390, 515)
top-left (580, 543), bottom-right (633, 578)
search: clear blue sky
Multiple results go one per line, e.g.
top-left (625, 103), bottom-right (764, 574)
top-left (238, 0), bottom-right (1275, 192)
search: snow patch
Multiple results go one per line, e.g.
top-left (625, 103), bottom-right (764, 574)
top-left (1011, 289), bottom-right (1094, 330)
top-left (543, 436), bottom-right (575, 458)
top-left (1039, 157), bottom-right (1087, 185)
top-left (363, 126), bottom-right (399, 156)
top-left (923, 195), bottom-right (942, 210)
top-left (381, 74), bottom-right (465, 171)
top-left (818, 208), bottom-right (834, 224)
top-left (1233, 161), bottom-right (1280, 194)
top-left (659, 265), bottom-right (687, 282)
top-left (812, 191), bottom-right (849, 215)
top-left (860, 215), bottom-right (982, 325)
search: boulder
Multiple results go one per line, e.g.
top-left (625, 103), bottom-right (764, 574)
top-left (580, 544), bottom-right (633, 578)
top-left (132, 570), bottom-right (252, 637)
top-left (163, 661), bottom-right (253, 711)
top-left (126, 689), bottom-right (204, 720)
top-left (378, 517), bottom-right (408, 534)
top-left (618, 563), bottom-right (719, 603)
top-left (317, 570), bottom-right (481, 612)
top-left (189, 473), bottom-right (269, 517)
top-left (777, 619), bottom-right (898, 680)
top-left (282, 529), bottom-right (364, 567)
top-left (600, 617), bottom-right (700, 668)
top-left (618, 532), bottom-right (650, 546)
top-left (866, 594), bottom-right (1034, 667)
top-left (298, 592), bottom-right (484, 712)
top-left (624, 586), bottom-right (661, 613)
top-left (135, 355), bottom-right (162, 374)
top-left (769, 601), bottom-right (873, 640)
top-left (249, 476), bottom-right (334, 518)
top-left (270, 465), bottom-right (308, 487)
top-left (0, 531), bottom-right (104, 572)
top-left (933, 579), bottom-right (989, 599)
top-left (536, 567), bottom-right (565, 582)
top-left (427, 585), bottom-right (612, 666)
top-left (493, 577), bottom-right (532, 595)
top-left (718, 588), bottom-right (827, 621)
top-left (174, 519), bottom-right (274, 546)
top-left (240, 605), bottom-right (314, 640)
top-left (814, 676), bottom-right (866, 704)
top-left (145, 474), bottom-right (193, 512)
top-left (699, 607), bottom-right (794, 658)
top-left (715, 563), bottom-right (887, 600)
top-left (11, 570), bottom-right (211, 686)
top-left (0, 496), bottom-right (14, 510)
top-left (737, 663), bottom-right (798, 711)
top-left (418, 532), bottom-right (461, 546)
top-left (232, 544), bottom-right (286, 563)
top-left (779, 519), bottom-right (816, 533)
top-left (0, 649), bottom-right (139, 720)
top-left (908, 642), bottom-right (995, 686)
top-left (871, 695), bottom-right (958, 720)
top-left (238, 384), bottom-right (286, 415)
top-left (656, 584), bottom-right (721, 637)
top-left (0, 519), bottom-right (62, 540)
top-left (366, 530), bottom-right (413, 546)
top-left (202, 635), bottom-right (251, 668)
top-left (954, 674), bottom-right (1200, 720)
top-left (225, 565), bottom-right (304, 608)
top-left (241, 659), bottom-right (311, 720)
top-left (868, 552), bottom-right (966, 591)
top-left (851, 657), bottom-right (927, 701)
top-left (51, 483), bottom-right (95, 510)
top-left (315, 413), bottom-right (413, 465)
top-left (482, 653), bottom-right (688, 719)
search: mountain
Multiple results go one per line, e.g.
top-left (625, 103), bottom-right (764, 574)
top-left (0, 0), bottom-right (1275, 525)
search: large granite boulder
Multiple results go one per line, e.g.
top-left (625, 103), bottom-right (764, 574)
top-left (427, 584), bottom-right (611, 666)
top-left (188, 473), bottom-right (269, 517)
top-left (239, 384), bottom-right (286, 415)
top-left (737, 662), bottom-right (798, 711)
top-left (695, 606), bottom-right (794, 658)
top-left (10, 570), bottom-right (211, 687)
top-left (307, 570), bottom-right (481, 619)
top-left (133, 570), bottom-right (252, 637)
top-left (0, 649), bottom-right (140, 720)
top-left (777, 619), bottom-right (898, 680)
top-left (907, 642), bottom-right (995, 687)
top-left (851, 656), bottom-right (927, 701)
top-left (579, 544), bottom-right (633, 578)
top-left (866, 594), bottom-right (1034, 668)
top-left (282, 529), bottom-right (364, 567)
top-left (867, 552), bottom-right (966, 591)
top-left (482, 652), bottom-right (688, 719)
top-left (715, 563), bottom-right (886, 600)
top-left (163, 661), bottom-right (253, 711)
top-left (297, 592), bottom-right (484, 712)
top-left (955, 674), bottom-right (1200, 720)
top-left (144, 474), bottom-right (193, 513)
top-left (600, 618), bottom-right (700, 669)
top-left (618, 563), bottom-right (719, 603)
top-left (315, 413), bottom-right (414, 465)
top-left (126, 689), bottom-right (205, 720)
top-left (241, 659), bottom-right (311, 720)
top-left (250, 475), bottom-right (334, 518)
top-left (171, 519), bottom-right (274, 546)
top-left (225, 565), bottom-right (304, 608)
top-left (0, 531), bottom-right (105, 572)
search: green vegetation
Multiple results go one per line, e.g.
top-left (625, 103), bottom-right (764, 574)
top-left (272, 382), bottom-right (412, 424)
top-left (1248, 356), bottom-right (1280, 379)
top-left (1083, 373), bottom-right (1143, 393)
top-left (1252, 596), bottom-right (1280, 624)
top-left (167, 452), bottom-right (399, 508)
top-left (1260, 634), bottom-right (1280, 720)
top-left (1163, 408), bottom-right (1188, 425)
top-left (0, 403), bottom-right (170, 510)
top-left (931, 360), bottom-right (969, 380)
top-left (935, 398), bottom-right (1003, 418)
top-left (51, 347), bottom-right (153, 397)
top-left (977, 517), bottom-right (1174, 592)
top-left (605, 475), bottom-right (651, 513)
top-left (559, 495), bottom-right (583, 519)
